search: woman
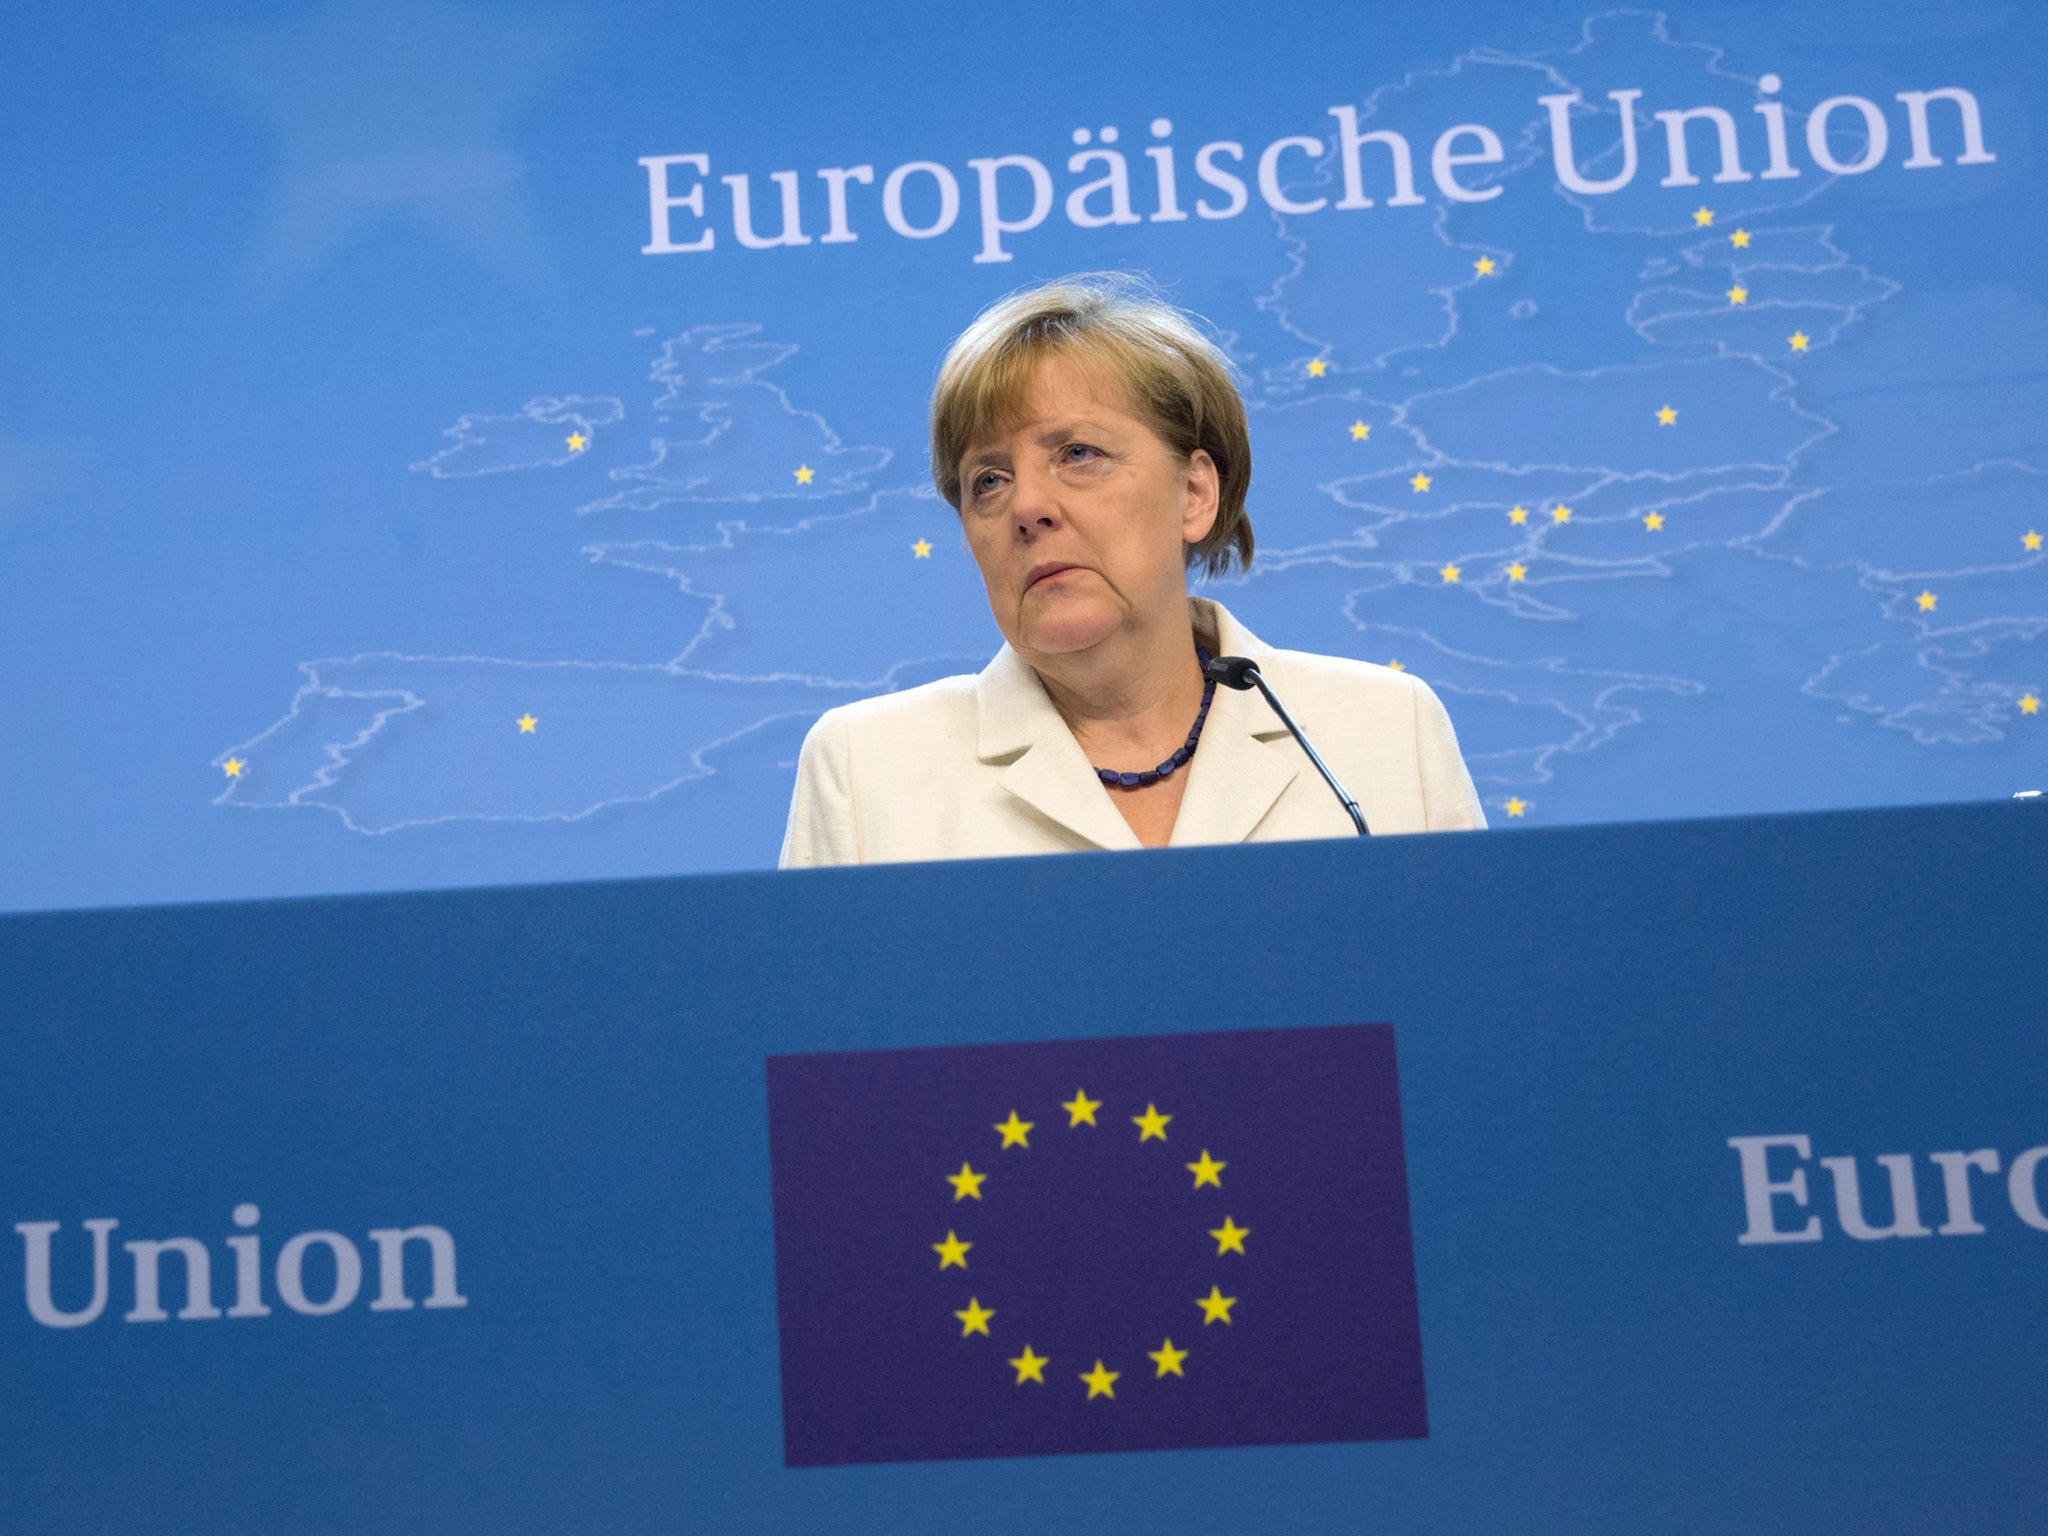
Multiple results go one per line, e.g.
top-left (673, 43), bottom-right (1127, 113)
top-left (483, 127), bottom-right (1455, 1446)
top-left (780, 274), bottom-right (1484, 867)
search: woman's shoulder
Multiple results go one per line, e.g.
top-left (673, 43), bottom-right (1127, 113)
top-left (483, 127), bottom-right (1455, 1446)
top-left (1266, 645), bottom-right (1430, 702)
top-left (1206, 598), bottom-right (1429, 704)
top-left (805, 671), bottom-right (983, 746)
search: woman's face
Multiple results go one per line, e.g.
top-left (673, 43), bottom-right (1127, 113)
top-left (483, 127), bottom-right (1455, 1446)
top-left (956, 353), bottom-right (1218, 664)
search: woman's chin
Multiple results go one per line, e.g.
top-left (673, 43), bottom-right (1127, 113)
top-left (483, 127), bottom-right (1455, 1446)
top-left (1018, 609), bottom-right (1121, 657)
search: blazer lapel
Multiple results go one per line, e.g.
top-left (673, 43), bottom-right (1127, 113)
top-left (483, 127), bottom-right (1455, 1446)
top-left (1170, 598), bottom-right (1300, 846)
top-left (976, 646), bottom-right (1142, 852)
top-left (1168, 677), bottom-right (1299, 845)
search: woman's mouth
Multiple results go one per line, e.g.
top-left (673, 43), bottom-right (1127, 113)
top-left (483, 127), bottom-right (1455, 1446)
top-left (1026, 562), bottom-right (1082, 590)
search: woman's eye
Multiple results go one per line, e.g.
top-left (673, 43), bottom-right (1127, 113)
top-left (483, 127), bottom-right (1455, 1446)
top-left (971, 470), bottom-right (1005, 498)
top-left (1060, 443), bottom-right (1100, 464)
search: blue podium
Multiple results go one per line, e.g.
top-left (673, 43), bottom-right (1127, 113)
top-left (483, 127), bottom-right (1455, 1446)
top-left (5, 802), bottom-right (2045, 1533)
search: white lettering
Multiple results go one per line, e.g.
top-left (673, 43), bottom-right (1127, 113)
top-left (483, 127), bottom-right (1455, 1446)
top-left (1752, 73), bottom-right (1800, 180)
top-left (2009, 1145), bottom-right (2048, 1231)
top-left (1728, 1135), bottom-right (1822, 1244)
top-left (1654, 105), bottom-right (1751, 187)
top-left (966, 155), bottom-right (1053, 263)
top-left (1540, 90), bottom-right (1643, 195)
top-left (123, 1236), bottom-right (222, 1322)
top-left (1257, 135), bottom-right (1327, 214)
top-left (816, 165), bottom-right (874, 244)
top-left (1895, 87), bottom-right (1996, 169)
top-left (225, 1202), bottom-right (270, 1318)
top-left (635, 76), bottom-right (1996, 263)
top-left (881, 161), bottom-right (960, 240)
top-left (1144, 118), bottom-right (1187, 223)
top-left (1193, 141), bottom-right (1248, 219)
top-left (723, 170), bottom-right (811, 249)
top-left (1807, 95), bottom-right (1890, 175)
top-left (1326, 105), bottom-right (1422, 209)
top-left (1066, 146), bottom-right (1140, 229)
top-left (1929, 1149), bottom-right (2001, 1236)
top-left (1431, 123), bottom-right (1504, 203)
top-left (20, 1208), bottom-right (466, 1327)
top-left (1821, 1153), bottom-right (1932, 1240)
top-left (367, 1225), bottom-right (469, 1312)
top-left (276, 1231), bottom-right (363, 1316)
top-left (638, 153), bottom-right (714, 254)
top-left (16, 1218), bottom-right (117, 1329)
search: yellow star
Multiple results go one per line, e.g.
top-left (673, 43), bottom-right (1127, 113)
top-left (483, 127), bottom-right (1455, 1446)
top-left (1196, 1285), bottom-right (1237, 1326)
top-left (1727, 284), bottom-right (1749, 306)
top-left (993, 1111), bottom-right (1034, 1149)
top-left (1080, 1359), bottom-right (1121, 1399)
top-left (1008, 1345), bottom-right (1048, 1384)
top-left (911, 539), bottom-right (933, 559)
top-left (1148, 1338), bottom-right (1190, 1378)
top-left (1508, 504), bottom-right (1530, 525)
top-left (954, 1297), bottom-right (995, 1337)
top-left (1506, 797), bottom-right (1528, 817)
top-left (2023, 530), bottom-right (2043, 551)
top-left (1132, 1102), bottom-right (1172, 1142)
top-left (1643, 512), bottom-right (1666, 531)
top-left (1656, 405), bottom-right (1678, 426)
top-left (1474, 255), bottom-right (1496, 276)
top-left (1410, 471), bottom-right (1433, 493)
top-left (1185, 1149), bottom-right (1226, 1188)
top-left (1731, 228), bottom-right (1752, 248)
top-left (565, 432), bottom-right (588, 451)
top-left (1550, 505), bottom-right (1572, 524)
top-left (1062, 1088), bottom-right (1101, 1127)
top-left (1349, 419), bottom-right (1371, 441)
top-left (1693, 206), bottom-right (1714, 227)
top-left (1439, 562), bottom-right (1462, 584)
top-left (793, 464), bottom-right (816, 485)
top-left (2020, 693), bottom-right (2041, 715)
top-left (1306, 357), bottom-right (1329, 378)
top-left (1209, 1216), bottom-right (1250, 1255)
top-left (1387, 659), bottom-right (1406, 672)
top-left (947, 1162), bottom-right (987, 1201)
top-left (516, 713), bottom-right (538, 733)
top-left (932, 1230), bottom-right (972, 1270)
top-left (1507, 562), bottom-right (1529, 582)
top-left (1788, 331), bottom-right (1811, 352)
top-left (221, 757), bottom-right (246, 779)
top-left (1916, 591), bottom-right (1938, 612)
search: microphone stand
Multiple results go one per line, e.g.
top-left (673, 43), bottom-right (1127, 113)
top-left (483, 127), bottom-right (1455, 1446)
top-left (1205, 657), bottom-right (1370, 837)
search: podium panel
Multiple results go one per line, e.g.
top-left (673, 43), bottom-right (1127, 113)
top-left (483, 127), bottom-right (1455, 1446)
top-left (4, 803), bottom-right (2044, 1533)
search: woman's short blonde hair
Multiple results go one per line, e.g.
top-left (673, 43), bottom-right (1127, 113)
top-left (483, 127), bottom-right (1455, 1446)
top-left (929, 273), bottom-right (1254, 577)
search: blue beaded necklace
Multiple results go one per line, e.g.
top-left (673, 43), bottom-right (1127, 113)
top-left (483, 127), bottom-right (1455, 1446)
top-left (1093, 644), bottom-right (1216, 790)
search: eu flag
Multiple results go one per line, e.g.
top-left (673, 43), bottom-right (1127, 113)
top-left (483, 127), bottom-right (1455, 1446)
top-left (765, 1023), bottom-right (1426, 1465)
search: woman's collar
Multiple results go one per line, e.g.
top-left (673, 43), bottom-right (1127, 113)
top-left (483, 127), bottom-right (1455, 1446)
top-left (975, 597), bottom-right (1285, 762)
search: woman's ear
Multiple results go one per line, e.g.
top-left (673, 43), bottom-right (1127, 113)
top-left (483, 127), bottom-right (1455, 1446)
top-left (1180, 448), bottom-right (1221, 545)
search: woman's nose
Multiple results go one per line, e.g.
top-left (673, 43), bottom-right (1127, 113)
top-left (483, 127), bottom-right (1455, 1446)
top-left (1010, 464), bottom-right (1061, 535)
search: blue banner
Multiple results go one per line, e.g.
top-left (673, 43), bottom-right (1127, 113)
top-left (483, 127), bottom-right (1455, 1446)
top-left (6, 802), bottom-right (2045, 1529)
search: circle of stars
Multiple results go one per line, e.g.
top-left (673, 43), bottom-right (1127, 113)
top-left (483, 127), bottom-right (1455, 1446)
top-left (931, 1090), bottom-right (1249, 1401)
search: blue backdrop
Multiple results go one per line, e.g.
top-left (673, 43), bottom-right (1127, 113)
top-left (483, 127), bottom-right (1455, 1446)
top-left (2, 1), bottom-right (2044, 912)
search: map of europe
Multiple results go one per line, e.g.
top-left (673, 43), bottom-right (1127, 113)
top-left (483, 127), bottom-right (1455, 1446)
top-left (212, 12), bottom-right (2045, 860)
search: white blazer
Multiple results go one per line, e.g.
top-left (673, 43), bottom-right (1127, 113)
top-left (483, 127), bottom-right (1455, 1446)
top-left (779, 598), bottom-right (1485, 867)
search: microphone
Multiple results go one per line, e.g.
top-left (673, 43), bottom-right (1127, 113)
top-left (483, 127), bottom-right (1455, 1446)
top-left (1203, 655), bottom-right (1370, 836)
